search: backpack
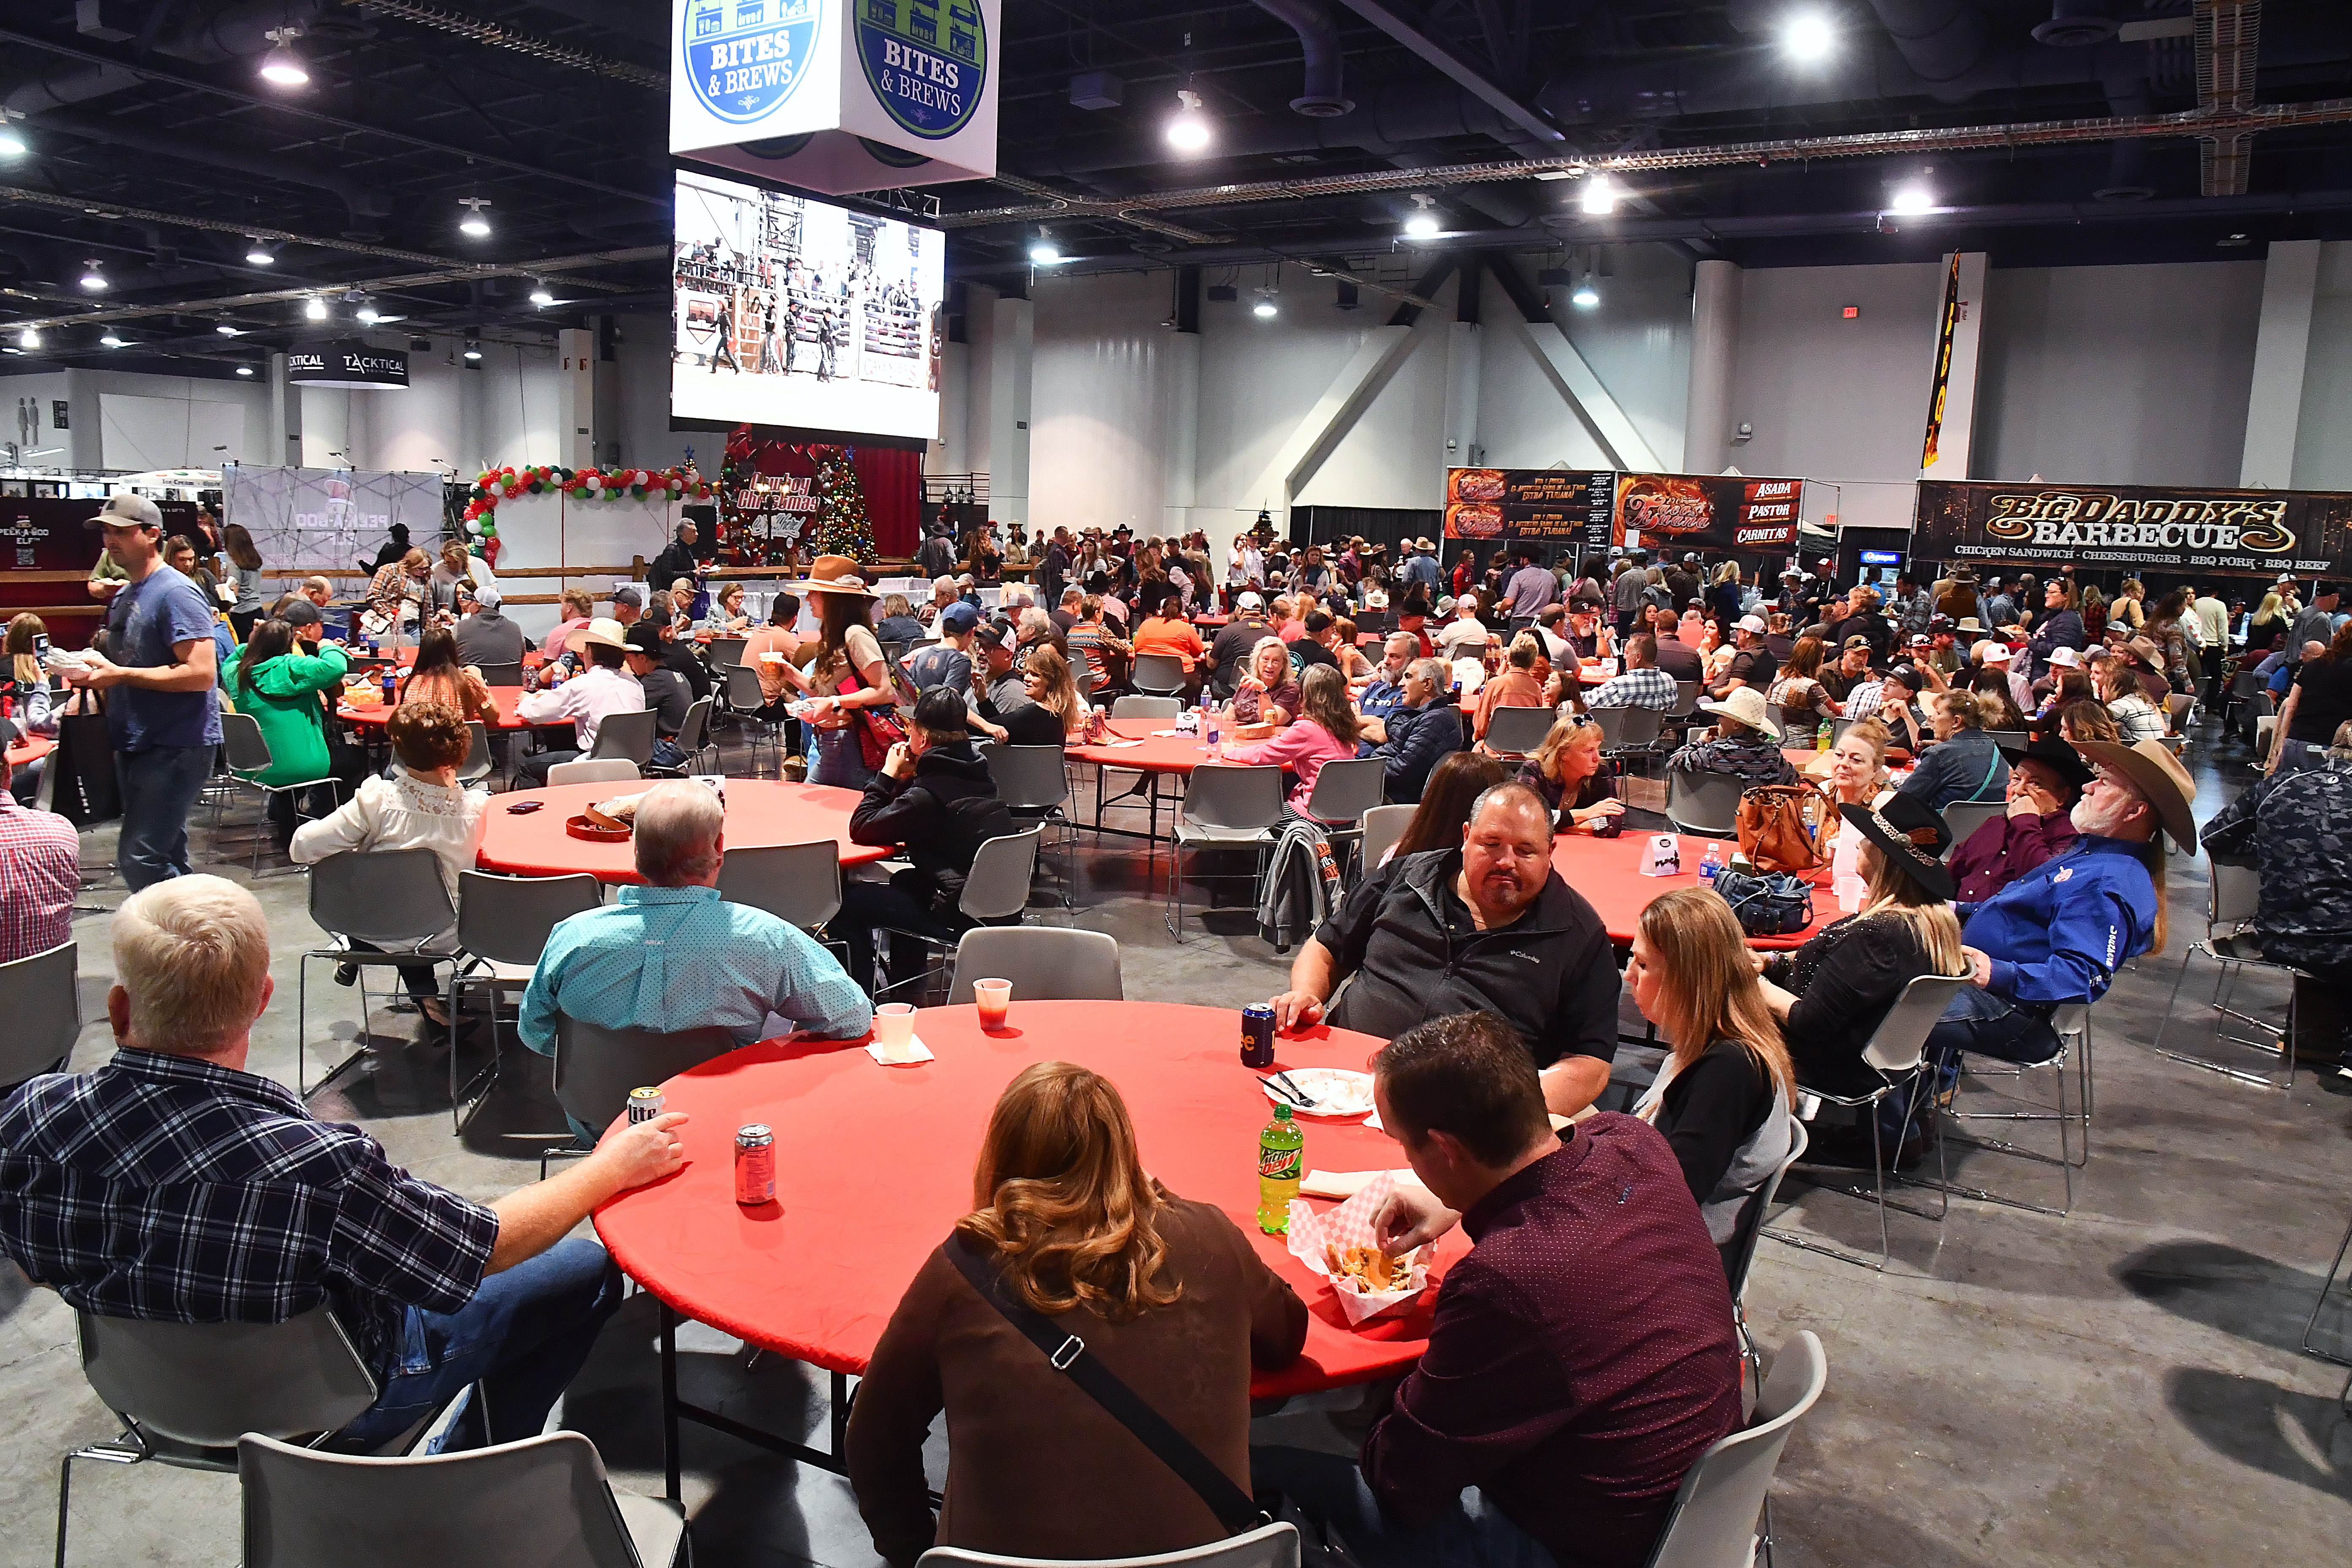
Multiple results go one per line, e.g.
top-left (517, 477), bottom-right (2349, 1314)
top-left (1712, 868), bottom-right (1815, 937)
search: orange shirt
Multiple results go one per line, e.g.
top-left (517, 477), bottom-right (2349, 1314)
top-left (1130, 615), bottom-right (1206, 673)
top-left (739, 625), bottom-right (802, 702)
top-left (1472, 668), bottom-right (1546, 740)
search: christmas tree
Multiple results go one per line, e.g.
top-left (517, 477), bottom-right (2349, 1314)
top-left (811, 448), bottom-right (877, 563)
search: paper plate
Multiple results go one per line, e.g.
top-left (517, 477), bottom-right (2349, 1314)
top-left (1262, 1067), bottom-right (1375, 1118)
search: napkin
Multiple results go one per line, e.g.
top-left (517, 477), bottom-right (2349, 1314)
top-left (865, 1034), bottom-right (934, 1066)
top-left (1286, 1172), bottom-right (1432, 1325)
top-left (1301, 1168), bottom-right (1427, 1200)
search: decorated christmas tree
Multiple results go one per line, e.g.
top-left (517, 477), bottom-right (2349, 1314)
top-left (811, 448), bottom-right (877, 563)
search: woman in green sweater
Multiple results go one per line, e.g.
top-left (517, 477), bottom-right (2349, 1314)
top-left (223, 616), bottom-right (353, 848)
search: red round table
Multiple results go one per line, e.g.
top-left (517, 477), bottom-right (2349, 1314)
top-left (1551, 829), bottom-right (1824, 951)
top-left (1066, 717), bottom-right (1217, 840)
top-left (475, 779), bottom-right (891, 883)
top-left (338, 685), bottom-right (547, 731)
top-left (353, 647), bottom-right (544, 670)
top-left (6, 735), bottom-right (53, 770)
top-left (594, 1002), bottom-right (1461, 1406)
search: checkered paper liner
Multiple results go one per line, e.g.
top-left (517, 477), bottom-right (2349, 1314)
top-left (1285, 1171), bottom-right (1432, 1325)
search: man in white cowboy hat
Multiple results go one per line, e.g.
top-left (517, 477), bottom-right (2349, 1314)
top-left (1667, 684), bottom-right (1796, 786)
top-left (514, 618), bottom-right (645, 786)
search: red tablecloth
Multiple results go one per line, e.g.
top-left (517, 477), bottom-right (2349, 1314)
top-left (1064, 716), bottom-right (1215, 774)
top-left (593, 1002), bottom-right (1459, 1399)
top-left (355, 647), bottom-right (544, 670)
top-left (475, 779), bottom-right (891, 882)
top-left (338, 685), bottom-right (546, 731)
top-left (1552, 830), bottom-right (1823, 950)
top-left (5, 735), bottom-right (53, 769)
top-left (1578, 661), bottom-right (1612, 686)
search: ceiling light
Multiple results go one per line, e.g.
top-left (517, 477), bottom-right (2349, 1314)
top-left (1165, 88), bottom-right (1212, 155)
top-left (78, 259), bottom-right (106, 291)
top-left (463, 340), bottom-right (483, 361)
top-left (1028, 231), bottom-right (1063, 265)
top-left (245, 241), bottom-right (275, 266)
top-left (100, 332), bottom-right (127, 347)
top-left (18, 327), bottom-right (38, 349)
top-left (1252, 297), bottom-right (1278, 318)
top-left (258, 27), bottom-right (309, 88)
top-left (354, 300), bottom-right (380, 324)
top-left (304, 296), bottom-right (328, 320)
top-left (457, 196), bottom-right (492, 238)
top-left (235, 365), bottom-right (255, 376)
top-left (1402, 193), bottom-right (1440, 241)
top-left (1889, 184), bottom-right (1934, 215)
top-left (1571, 281), bottom-right (1600, 308)
top-left (216, 322), bottom-right (242, 336)
top-left (0, 114), bottom-right (25, 159)
top-left (529, 280), bottom-right (555, 307)
top-left (1784, 13), bottom-right (1835, 61)
top-left (1579, 176), bottom-right (1618, 215)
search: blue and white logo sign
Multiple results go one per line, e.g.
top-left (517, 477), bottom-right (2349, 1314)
top-left (855, 0), bottom-right (986, 140)
top-left (685, 0), bottom-right (821, 125)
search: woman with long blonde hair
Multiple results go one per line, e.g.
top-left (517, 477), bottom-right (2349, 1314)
top-left (1626, 888), bottom-right (1797, 1266)
top-left (1519, 713), bottom-right (1622, 831)
top-left (846, 1062), bottom-right (1307, 1564)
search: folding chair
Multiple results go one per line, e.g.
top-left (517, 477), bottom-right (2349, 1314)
top-left (1665, 770), bottom-right (1743, 837)
top-left (1110, 696), bottom-right (1181, 719)
top-left (644, 698), bottom-right (718, 778)
top-left (296, 849), bottom-right (460, 1099)
top-left (443, 870), bottom-right (603, 1132)
top-left (0, 940), bottom-right (79, 1090)
top-left (1767, 973), bottom-right (1968, 1271)
top-left (2151, 859), bottom-right (2303, 1089)
top-left (1300, 756), bottom-right (1387, 877)
top-left (917, 1524), bottom-right (1298, 1568)
top-left (1644, 1333), bottom-right (1827, 1568)
top-left (238, 1429), bottom-right (688, 1568)
top-left (1356, 803), bottom-right (1416, 874)
top-left (547, 758), bottom-right (642, 787)
top-left (1130, 652), bottom-right (1188, 698)
top-left (726, 665), bottom-right (782, 776)
top-left (1984, 729), bottom-right (2028, 751)
top-left (550, 1016), bottom-right (738, 1164)
top-left (1164, 765), bottom-right (1283, 941)
top-left (218, 711), bottom-right (346, 877)
top-left (2163, 691), bottom-right (2194, 733)
top-left (1481, 704), bottom-right (1555, 758)
top-left (454, 721), bottom-right (495, 789)
top-left (585, 709), bottom-right (656, 768)
top-left (716, 841), bottom-right (845, 932)
top-left (1726, 1118), bottom-right (1807, 1401)
top-left (473, 661), bottom-right (524, 688)
top-left (707, 636), bottom-right (749, 671)
top-left (946, 927), bottom-right (1123, 1003)
top-left (1606, 705), bottom-right (1666, 772)
top-left (1934, 1002), bottom-right (2090, 1217)
top-left (1096, 697), bottom-right (1183, 836)
top-left (984, 743), bottom-right (1077, 905)
top-left (870, 830), bottom-right (1044, 1003)
top-left (1939, 800), bottom-right (2005, 860)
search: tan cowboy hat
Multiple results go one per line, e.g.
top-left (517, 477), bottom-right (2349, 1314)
top-left (1697, 683), bottom-right (1778, 738)
top-left (790, 554), bottom-right (877, 597)
top-left (572, 616), bottom-right (629, 653)
top-left (1955, 616), bottom-right (1984, 634)
top-left (2071, 737), bottom-right (2197, 851)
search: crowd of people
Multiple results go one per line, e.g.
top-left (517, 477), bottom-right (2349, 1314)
top-left (0, 493), bottom-right (2347, 1568)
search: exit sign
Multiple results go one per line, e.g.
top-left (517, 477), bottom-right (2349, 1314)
top-left (1841, 306), bottom-right (1859, 319)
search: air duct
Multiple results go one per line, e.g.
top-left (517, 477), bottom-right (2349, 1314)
top-left (1252, 0), bottom-right (1356, 117)
top-left (26, 110), bottom-right (395, 239)
top-left (1865, 0), bottom-right (1990, 87)
top-left (2033, 0), bottom-right (2121, 47)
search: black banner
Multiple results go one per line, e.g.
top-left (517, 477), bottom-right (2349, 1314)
top-left (1913, 480), bottom-right (2352, 579)
top-left (289, 340), bottom-right (409, 389)
top-left (1613, 473), bottom-right (1803, 555)
top-left (1443, 468), bottom-right (1615, 556)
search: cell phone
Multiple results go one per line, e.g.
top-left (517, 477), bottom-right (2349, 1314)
top-left (34, 634), bottom-right (51, 659)
top-left (504, 799), bottom-right (544, 814)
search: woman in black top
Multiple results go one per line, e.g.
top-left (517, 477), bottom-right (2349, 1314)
top-left (2273, 621), bottom-right (2352, 777)
top-left (1756, 794), bottom-right (1964, 1151)
top-left (1625, 887), bottom-right (1797, 1273)
top-left (1516, 713), bottom-right (1623, 832)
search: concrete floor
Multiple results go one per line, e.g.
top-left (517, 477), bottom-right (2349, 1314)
top-left (5, 718), bottom-right (2349, 1568)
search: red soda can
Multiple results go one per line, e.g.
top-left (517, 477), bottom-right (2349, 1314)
top-left (734, 1124), bottom-right (776, 1206)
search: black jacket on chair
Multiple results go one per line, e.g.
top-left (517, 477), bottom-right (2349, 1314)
top-left (850, 742), bottom-right (1017, 916)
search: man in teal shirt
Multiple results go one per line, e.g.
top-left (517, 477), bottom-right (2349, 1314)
top-left (520, 781), bottom-right (873, 1140)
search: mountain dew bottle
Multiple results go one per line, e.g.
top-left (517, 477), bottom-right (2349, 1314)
top-left (1258, 1103), bottom-right (1304, 1234)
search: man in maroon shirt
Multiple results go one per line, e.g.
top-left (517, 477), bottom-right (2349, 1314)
top-left (1254, 1012), bottom-right (1741, 1568)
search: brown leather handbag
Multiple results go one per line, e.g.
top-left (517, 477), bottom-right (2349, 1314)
top-left (1737, 784), bottom-right (1828, 875)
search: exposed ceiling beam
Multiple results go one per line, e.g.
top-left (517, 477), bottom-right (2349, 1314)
top-left (1330, 0), bottom-right (1565, 144)
top-left (341, 0), bottom-right (667, 88)
top-left (2194, 0), bottom-right (2261, 197)
top-left (0, 186), bottom-right (495, 272)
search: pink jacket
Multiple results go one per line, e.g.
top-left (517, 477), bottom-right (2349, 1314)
top-left (1217, 719), bottom-right (1358, 812)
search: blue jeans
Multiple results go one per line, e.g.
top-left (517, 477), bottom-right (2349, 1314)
top-left (336, 1237), bottom-right (623, 1452)
top-left (809, 725), bottom-right (875, 789)
top-left (116, 743), bottom-right (215, 890)
top-left (1250, 1447), bottom-right (1561, 1568)
top-left (1884, 986), bottom-right (2063, 1145)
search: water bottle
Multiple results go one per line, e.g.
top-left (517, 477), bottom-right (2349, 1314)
top-left (1699, 843), bottom-right (1723, 883)
top-left (1203, 707), bottom-right (1220, 747)
top-left (1257, 1103), bottom-right (1303, 1235)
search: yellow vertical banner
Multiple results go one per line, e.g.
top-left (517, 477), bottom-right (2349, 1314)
top-left (1919, 251), bottom-right (1962, 471)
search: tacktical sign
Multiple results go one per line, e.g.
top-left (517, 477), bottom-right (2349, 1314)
top-left (1613, 474), bottom-right (1803, 555)
top-left (1444, 468), bottom-right (1615, 557)
top-left (1913, 480), bottom-right (2352, 579)
top-left (287, 342), bottom-right (408, 390)
top-left (670, 0), bottom-right (999, 195)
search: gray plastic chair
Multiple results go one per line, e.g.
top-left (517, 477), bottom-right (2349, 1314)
top-left (1666, 770), bottom-right (1744, 837)
top-left (707, 635), bottom-right (749, 671)
top-left (553, 1016), bottom-right (739, 1146)
top-left (947, 927), bottom-right (1123, 1004)
top-left (474, 661), bottom-right (525, 688)
top-left (1481, 704), bottom-right (1555, 757)
top-left (60, 1306), bottom-right (382, 1568)
top-left (547, 758), bottom-right (642, 787)
top-left (445, 871), bottom-right (604, 1131)
top-left (1984, 729), bottom-right (2028, 751)
top-left (1768, 972), bottom-right (1968, 1272)
top-left (1165, 765), bottom-right (1284, 941)
top-left (716, 841), bottom-right (844, 931)
top-left (1641, 1333), bottom-right (1827, 1568)
top-left (1939, 799), bottom-right (2004, 860)
top-left (985, 743), bottom-right (1076, 904)
top-left (239, 1429), bottom-right (688, 1568)
top-left (1666, 680), bottom-right (1702, 718)
top-left (1110, 694), bottom-right (1181, 719)
top-left (297, 849), bottom-right (460, 1099)
top-left (869, 830), bottom-right (1044, 1003)
top-left (1356, 803), bottom-right (1416, 873)
top-left (2153, 859), bottom-right (2302, 1090)
top-left (586, 709), bottom-right (657, 767)
top-left (725, 664), bottom-right (783, 776)
top-left (455, 720), bottom-right (495, 789)
top-left (1301, 756), bottom-right (1388, 874)
top-left (218, 710), bottom-right (346, 875)
top-left (0, 940), bottom-right (79, 1088)
top-left (918, 1522), bottom-right (1299, 1568)
top-left (1728, 1118), bottom-right (1807, 1399)
top-left (645, 697), bottom-right (717, 777)
top-left (1607, 706), bottom-right (1666, 765)
top-left (1130, 652), bottom-right (1188, 698)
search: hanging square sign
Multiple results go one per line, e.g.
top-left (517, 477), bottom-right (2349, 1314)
top-left (671, 0), bottom-right (999, 195)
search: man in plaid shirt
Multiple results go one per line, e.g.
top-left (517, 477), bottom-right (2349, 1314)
top-left (0, 876), bottom-right (688, 1450)
top-left (1582, 634), bottom-right (1679, 712)
top-left (0, 735), bottom-right (77, 965)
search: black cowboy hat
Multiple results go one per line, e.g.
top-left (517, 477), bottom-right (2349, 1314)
top-left (1838, 794), bottom-right (1955, 902)
top-left (1995, 733), bottom-right (2095, 795)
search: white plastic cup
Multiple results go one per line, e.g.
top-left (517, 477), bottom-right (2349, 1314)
top-left (874, 1002), bottom-right (917, 1056)
top-left (974, 979), bottom-right (1011, 1030)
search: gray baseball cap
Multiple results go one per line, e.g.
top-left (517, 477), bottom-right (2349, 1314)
top-left (87, 492), bottom-right (162, 531)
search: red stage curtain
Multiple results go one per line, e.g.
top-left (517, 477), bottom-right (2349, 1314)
top-left (854, 447), bottom-right (920, 558)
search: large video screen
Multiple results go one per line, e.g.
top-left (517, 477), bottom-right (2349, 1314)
top-left (671, 170), bottom-right (945, 442)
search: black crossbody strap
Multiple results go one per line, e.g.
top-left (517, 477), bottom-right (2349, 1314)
top-left (943, 1231), bottom-right (1266, 1535)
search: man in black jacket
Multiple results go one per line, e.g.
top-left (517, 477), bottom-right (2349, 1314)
top-left (1358, 658), bottom-right (1463, 803)
top-left (1264, 781), bottom-right (1619, 1116)
top-left (649, 522), bottom-right (702, 591)
top-left (623, 623), bottom-right (691, 738)
top-left (838, 689), bottom-right (1017, 997)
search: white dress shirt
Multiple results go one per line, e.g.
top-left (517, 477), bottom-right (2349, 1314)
top-left (516, 664), bottom-right (645, 750)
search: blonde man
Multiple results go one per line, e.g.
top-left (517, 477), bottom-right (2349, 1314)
top-left (0, 876), bottom-right (686, 1451)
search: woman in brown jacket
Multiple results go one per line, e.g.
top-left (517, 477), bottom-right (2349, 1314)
top-left (847, 1061), bottom-right (1309, 1566)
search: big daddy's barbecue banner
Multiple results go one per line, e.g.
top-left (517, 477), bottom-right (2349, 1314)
top-left (1914, 480), bottom-right (2352, 578)
top-left (1444, 468), bottom-right (1616, 555)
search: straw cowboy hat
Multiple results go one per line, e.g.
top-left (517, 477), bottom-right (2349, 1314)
top-left (1697, 683), bottom-right (1778, 738)
top-left (1838, 794), bottom-right (1955, 903)
top-left (791, 554), bottom-right (877, 597)
top-left (572, 616), bottom-right (629, 653)
top-left (2071, 737), bottom-right (2198, 851)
